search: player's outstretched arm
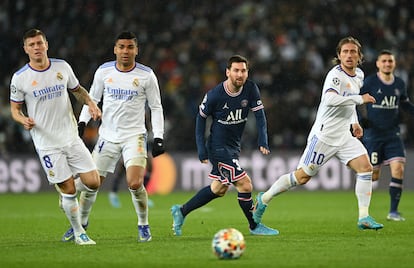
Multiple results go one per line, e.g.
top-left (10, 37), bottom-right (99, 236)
top-left (361, 93), bottom-right (376, 104)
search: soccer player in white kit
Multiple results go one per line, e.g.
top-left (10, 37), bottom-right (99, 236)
top-left (253, 36), bottom-right (384, 231)
top-left (74, 31), bottom-right (165, 242)
top-left (9, 29), bottom-right (102, 245)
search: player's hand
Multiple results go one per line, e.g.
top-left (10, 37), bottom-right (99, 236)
top-left (361, 93), bottom-right (376, 104)
top-left (78, 122), bottom-right (86, 137)
top-left (351, 123), bottom-right (363, 138)
top-left (152, 138), bottom-right (165, 157)
top-left (200, 159), bottom-right (208, 164)
top-left (259, 146), bottom-right (270, 155)
top-left (88, 102), bottom-right (102, 121)
top-left (23, 117), bottom-right (35, 130)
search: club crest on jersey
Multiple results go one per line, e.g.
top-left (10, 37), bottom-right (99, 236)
top-left (133, 78), bottom-right (139, 87)
top-left (308, 164), bottom-right (316, 171)
top-left (219, 168), bottom-right (230, 180)
top-left (394, 88), bottom-right (400, 96)
top-left (56, 72), bottom-right (63, 81)
top-left (332, 77), bottom-right (340, 86)
top-left (241, 100), bottom-right (248, 107)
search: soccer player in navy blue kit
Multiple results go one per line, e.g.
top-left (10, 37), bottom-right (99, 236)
top-left (171, 55), bottom-right (278, 236)
top-left (359, 50), bottom-right (414, 221)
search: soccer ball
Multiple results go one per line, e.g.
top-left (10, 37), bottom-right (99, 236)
top-left (212, 228), bottom-right (246, 259)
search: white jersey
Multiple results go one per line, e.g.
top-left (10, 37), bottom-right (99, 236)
top-left (309, 65), bottom-right (364, 146)
top-left (10, 58), bottom-right (79, 150)
top-left (79, 61), bottom-right (164, 142)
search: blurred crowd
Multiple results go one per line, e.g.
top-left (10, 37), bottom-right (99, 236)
top-left (1, 0), bottom-right (413, 156)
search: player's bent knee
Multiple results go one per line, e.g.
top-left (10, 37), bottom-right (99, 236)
top-left (211, 182), bottom-right (229, 196)
top-left (295, 169), bottom-right (312, 185)
top-left (212, 185), bottom-right (228, 196)
top-left (296, 177), bottom-right (311, 185)
top-left (358, 166), bottom-right (373, 173)
top-left (128, 181), bottom-right (144, 190)
top-left (80, 170), bottom-right (101, 190)
top-left (235, 184), bottom-right (252, 193)
top-left (214, 190), bottom-right (226, 197)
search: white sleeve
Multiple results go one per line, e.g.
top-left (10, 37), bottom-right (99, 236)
top-left (146, 71), bottom-right (164, 139)
top-left (78, 104), bottom-right (92, 123)
top-left (323, 91), bottom-right (363, 106)
top-left (64, 61), bottom-right (80, 90)
top-left (10, 74), bottom-right (24, 102)
top-left (350, 109), bottom-right (359, 124)
top-left (88, 68), bottom-right (105, 103)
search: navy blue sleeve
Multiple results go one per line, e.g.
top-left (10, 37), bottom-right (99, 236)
top-left (195, 113), bottom-right (208, 161)
top-left (360, 83), bottom-right (369, 95)
top-left (400, 100), bottom-right (414, 115)
top-left (358, 75), bottom-right (373, 128)
top-left (254, 108), bottom-right (269, 150)
top-left (398, 79), bottom-right (414, 115)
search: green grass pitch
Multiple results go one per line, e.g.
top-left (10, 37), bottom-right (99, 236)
top-left (1, 190), bottom-right (413, 267)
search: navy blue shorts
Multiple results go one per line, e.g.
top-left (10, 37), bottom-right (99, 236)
top-left (208, 147), bottom-right (246, 185)
top-left (362, 132), bottom-right (406, 168)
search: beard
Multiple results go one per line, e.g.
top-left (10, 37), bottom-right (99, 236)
top-left (230, 78), bottom-right (245, 88)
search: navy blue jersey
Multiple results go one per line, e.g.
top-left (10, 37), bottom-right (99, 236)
top-left (360, 73), bottom-right (412, 133)
top-left (196, 80), bottom-right (268, 161)
top-left (360, 73), bottom-right (414, 166)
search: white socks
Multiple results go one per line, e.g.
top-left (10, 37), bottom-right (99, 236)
top-left (129, 185), bottom-right (149, 225)
top-left (355, 172), bottom-right (372, 219)
top-left (262, 172), bottom-right (298, 204)
top-left (75, 178), bottom-right (98, 226)
top-left (79, 190), bottom-right (98, 226)
top-left (60, 192), bottom-right (84, 236)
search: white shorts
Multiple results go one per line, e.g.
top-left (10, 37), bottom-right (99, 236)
top-left (298, 134), bottom-right (367, 176)
top-left (92, 134), bottom-right (147, 177)
top-left (36, 137), bottom-right (96, 184)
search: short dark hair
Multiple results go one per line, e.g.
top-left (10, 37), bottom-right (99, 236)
top-left (378, 49), bottom-right (393, 57)
top-left (227, 55), bottom-right (249, 70)
top-left (115, 31), bottom-right (138, 45)
top-left (23, 28), bottom-right (46, 44)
